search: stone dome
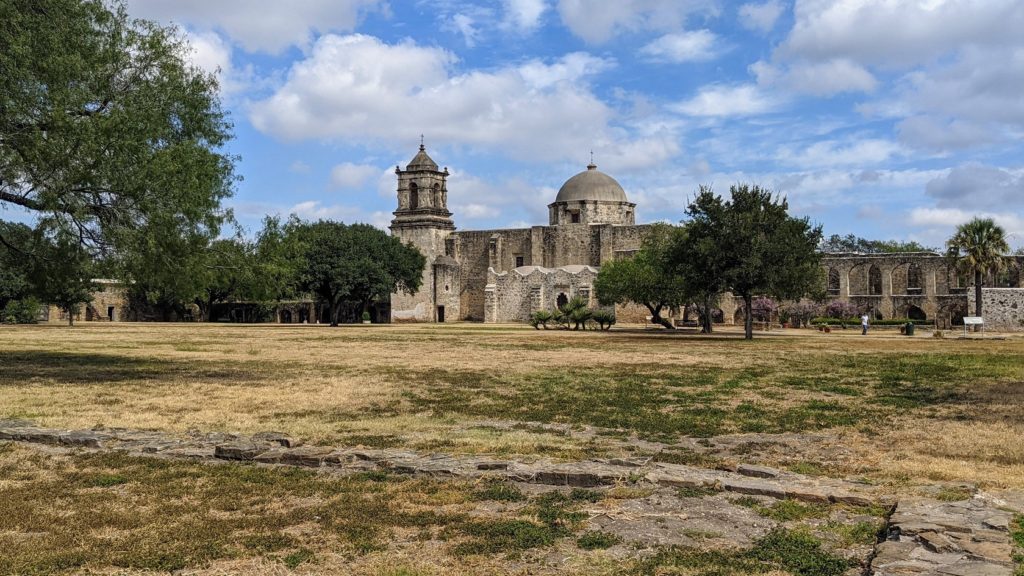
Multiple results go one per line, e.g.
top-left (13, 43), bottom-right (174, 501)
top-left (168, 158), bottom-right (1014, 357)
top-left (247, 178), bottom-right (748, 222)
top-left (554, 163), bottom-right (628, 203)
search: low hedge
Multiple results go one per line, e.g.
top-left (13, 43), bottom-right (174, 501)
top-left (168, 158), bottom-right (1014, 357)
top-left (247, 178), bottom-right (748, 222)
top-left (810, 317), bottom-right (934, 326)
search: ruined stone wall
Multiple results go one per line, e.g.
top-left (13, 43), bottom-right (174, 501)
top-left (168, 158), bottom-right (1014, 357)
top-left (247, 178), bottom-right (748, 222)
top-left (969, 288), bottom-right (1024, 331)
top-left (484, 265), bottom-right (605, 323)
top-left (451, 228), bottom-right (532, 321)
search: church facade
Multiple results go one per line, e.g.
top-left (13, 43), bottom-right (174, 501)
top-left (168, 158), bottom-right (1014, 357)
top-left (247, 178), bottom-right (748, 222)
top-left (389, 144), bottom-right (651, 323)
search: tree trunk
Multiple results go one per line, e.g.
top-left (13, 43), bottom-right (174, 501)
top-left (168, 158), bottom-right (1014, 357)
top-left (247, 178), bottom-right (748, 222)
top-left (702, 296), bottom-right (714, 334)
top-left (974, 269), bottom-right (983, 316)
top-left (743, 295), bottom-right (753, 340)
top-left (330, 299), bottom-right (341, 327)
top-left (66, 306), bottom-right (74, 326)
top-left (645, 303), bottom-right (675, 329)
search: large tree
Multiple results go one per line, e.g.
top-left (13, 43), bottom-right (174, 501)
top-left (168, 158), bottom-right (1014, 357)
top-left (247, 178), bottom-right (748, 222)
top-left (686, 185), bottom-right (823, 340)
top-left (664, 188), bottom-right (730, 334)
top-left (0, 0), bottom-right (235, 259)
top-left (594, 224), bottom-right (686, 329)
top-left (946, 217), bottom-right (1009, 318)
top-left (28, 232), bottom-right (97, 326)
top-left (292, 221), bottom-right (426, 326)
top-left (0, 222), bottom-right (33, 313)
top-left (192, 237), bottom-right (257, 322)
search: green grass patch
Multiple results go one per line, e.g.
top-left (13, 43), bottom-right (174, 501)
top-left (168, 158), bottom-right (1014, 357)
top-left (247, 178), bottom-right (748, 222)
top-left (473, 481), bottom-right (527, 502)
top-left (752, 499), bottom-right (831, 522)
top-left (576, 531), bottom-right (622, 550)
top-left (934, 485), bottom-right (974, 501)
top-left (676, 485), bottom-right (722, 498)
top-left (627, 528), bottom-right (853, 576)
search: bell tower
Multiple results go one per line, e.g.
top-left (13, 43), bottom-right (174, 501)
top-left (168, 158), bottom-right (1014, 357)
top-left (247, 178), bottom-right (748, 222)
top-left (391, 141), bottom-right (454, 230)
top-left (390, 140), bottom-right (456, 322)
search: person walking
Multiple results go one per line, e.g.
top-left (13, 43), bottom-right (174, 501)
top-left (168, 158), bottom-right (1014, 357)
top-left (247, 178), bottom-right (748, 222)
top-left (861, 313), bottom-right (870, 335)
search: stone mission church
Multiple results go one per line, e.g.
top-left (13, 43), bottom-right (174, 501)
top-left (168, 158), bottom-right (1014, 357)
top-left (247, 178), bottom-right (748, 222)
top-left (389, 144), bottom-right (653, 323)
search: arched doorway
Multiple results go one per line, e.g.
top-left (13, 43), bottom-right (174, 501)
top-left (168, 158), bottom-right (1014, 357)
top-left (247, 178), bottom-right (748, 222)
top-left (556, 293), bottom-right (568, 310)
top-left (906, 305), bottom-right (926, 322)
top-left (280, 310), bottom-right (292, 324)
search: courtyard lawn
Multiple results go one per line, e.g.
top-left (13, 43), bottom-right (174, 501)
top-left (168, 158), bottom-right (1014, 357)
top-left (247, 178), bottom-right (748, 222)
top-left (1, 323), bottom-right (1024, 489)
top-left (2, 323), bottom-right (1024, 574)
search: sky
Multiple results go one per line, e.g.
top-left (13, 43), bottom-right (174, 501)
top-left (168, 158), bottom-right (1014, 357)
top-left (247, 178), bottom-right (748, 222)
top-left (123, 0), bottom-right (1024, 249)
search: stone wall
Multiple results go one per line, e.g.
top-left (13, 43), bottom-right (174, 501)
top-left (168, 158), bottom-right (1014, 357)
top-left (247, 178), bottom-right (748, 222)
top-left (484, 265), bottom-right (605, 323)
top-left (449, 223), bottom-right (650, 321)
top-left (969, 288), bottom-right (1024, 331)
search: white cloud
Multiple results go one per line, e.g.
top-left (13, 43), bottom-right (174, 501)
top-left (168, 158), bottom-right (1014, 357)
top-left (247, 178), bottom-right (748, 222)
top-left (639, 30), bottom-right (719, 63)
top-left (450, 13), bottom-right (480, 47)
top-left (738, 0), bottom-right (784, 33)
top-left (181, 30), bottom-right (253, 95)
top-left (908, 207), bottom-right (1024, 245)
top-left (249, 34), bottom-right (675, 167)
top-left (752, 58), bottom-right (876, 96)
top-left (289, 161), bottom-right (311, 174)
top-left (896, 116), bottom-right (996, 152)
top-left (330, 163), bottom-right (381, 189)
top-left (776, 138), bottom-right (903, 168)
top-left (780, 0), bottom-right (1024, 69)
top-left (503, 0), bottom-right (548, 31)
top-left (287, 201), bottom-right (391, 228)
top-left (924, 164), bottom-right (1024, 209)
top-left (556, 0), bottom-right (718, 43)
top-left (126, 0), bottom-right (383, 53)
top-left (671, 84), bottom-right (778, 117)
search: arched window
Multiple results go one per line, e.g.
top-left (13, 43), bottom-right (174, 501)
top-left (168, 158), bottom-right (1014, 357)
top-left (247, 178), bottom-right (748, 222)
top-left (907, 264), bottom-right (922, 294)
top-left (433, 183), bottom-right (441, 208)
top-left (409, 182), bottom-right (419, 209)
top-left (827, 267), bottom-right (840, 295)
top-left (868, 265), bottom-right (882, 295)
top-left (556, 293), bottom-right (568, 310)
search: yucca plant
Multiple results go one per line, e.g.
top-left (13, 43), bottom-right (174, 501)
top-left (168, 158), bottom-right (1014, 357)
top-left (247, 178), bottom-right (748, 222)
top-left (530, 310), bottom-right (554, 329)
top-left (557, 296), bottom-right (591, 330)
top-left (591, 309), bottom-right (616, 331)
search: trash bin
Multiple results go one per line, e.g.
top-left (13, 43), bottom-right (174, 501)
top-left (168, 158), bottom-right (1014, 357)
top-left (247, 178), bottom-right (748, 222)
top-left (905, 322), bottom-right (915, 336)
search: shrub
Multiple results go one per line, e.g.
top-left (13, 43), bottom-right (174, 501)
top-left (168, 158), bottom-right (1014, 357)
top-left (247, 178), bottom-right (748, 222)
top-left (751, 297), bottom-right (778, 322)
top-left (557, 296), bottom-right (591, 330)
top-left (783, 301), bottom-right (822, 328)
top-left (824, 300), bottom-right (858, 319)
top-left (2, 298), bottom-right (42, 324)
top-left (361, 311), bottom-right (371, 322)
top-left (591, 309), bottom-right (616, 331)
top-left (530, 310), bottom-right (554, 329)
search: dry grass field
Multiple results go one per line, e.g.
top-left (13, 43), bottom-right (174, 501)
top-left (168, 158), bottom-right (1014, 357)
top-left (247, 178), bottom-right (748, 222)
top-left (2, 322), bottom-right (1024, 574)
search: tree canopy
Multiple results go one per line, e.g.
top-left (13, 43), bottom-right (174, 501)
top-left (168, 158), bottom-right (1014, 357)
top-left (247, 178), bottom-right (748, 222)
top-left (289, 220), bottom-right (426, 326)
top-left (594, 224), bottom-right (686, 329)
top-left (820, 234), bottom-right (935, 254)
top-left (946, 217), bottom-right (1009, 317)
top-left (0, 0), bottom-right (235, 258)
top-left (680, 185), bottom-right (823, 339)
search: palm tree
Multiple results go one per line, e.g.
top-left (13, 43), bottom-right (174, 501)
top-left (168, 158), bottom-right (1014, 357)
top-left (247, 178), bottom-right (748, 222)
top-left (946, 218), bottom-right (1009, 318)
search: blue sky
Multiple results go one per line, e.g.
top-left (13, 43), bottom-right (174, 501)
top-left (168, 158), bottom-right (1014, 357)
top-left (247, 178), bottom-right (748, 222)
top-left (124, 0), bottom-right (1024, 249)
